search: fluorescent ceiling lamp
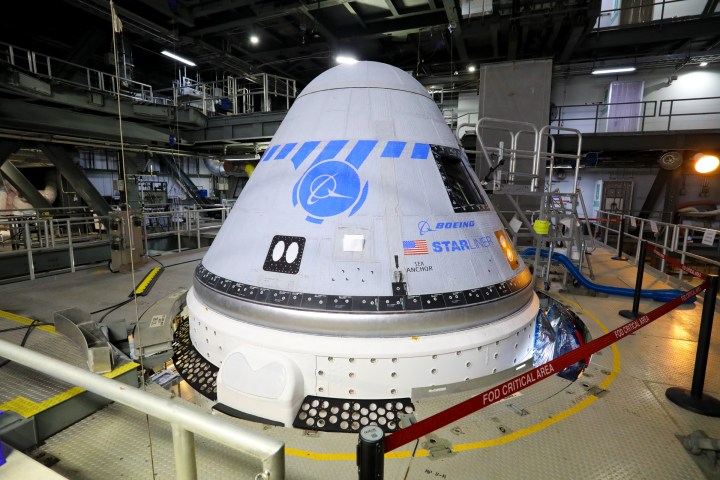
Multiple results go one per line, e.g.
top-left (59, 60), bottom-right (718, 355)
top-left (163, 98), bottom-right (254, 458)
top-left (468, 65), bottom-right (476, 72)
top-left (694, 154), bottom-right (719, 174)
top-left (250, 35), bottom-right (259, 45)
top-left (336, 55), bottom-right (358, 64)
top-left (699, 62), bottom-right (708, 67)
top-left (591, 66), bottom-right (636, 75)
top-left (161, 50), bottom-right (196, 67)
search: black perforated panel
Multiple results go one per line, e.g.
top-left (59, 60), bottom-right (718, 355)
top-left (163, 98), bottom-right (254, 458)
top-left (263, 235), bottom-right (306, 274)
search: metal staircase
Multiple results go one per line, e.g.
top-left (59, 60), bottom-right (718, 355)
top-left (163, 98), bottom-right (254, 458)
top-left (467, 117), bottom-right (596, 289)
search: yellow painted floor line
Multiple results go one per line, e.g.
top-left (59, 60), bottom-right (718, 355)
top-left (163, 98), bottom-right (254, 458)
top-left (0, 309), bottom-right (56, 334)
top-left (0, 309), bottom-right (139, 417)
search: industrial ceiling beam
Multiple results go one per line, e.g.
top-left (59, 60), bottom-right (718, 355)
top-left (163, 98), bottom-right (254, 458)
top-left (298, 6), bottom-right (339, 47)
top-left (186, 0), bottom-right (348, 37)
top-left (335, 11), bottom-right (448, 39)
top-left (702, 0), bottom-right (720, 16)
top-left (138, 0), bottom-right (195, 27)
top-left (441, 0), bottom-right (469, 62)
top-left (71, 0), bottom-right (180, 45)
top-left (559, 18), bottom-right (586, 62)
top-left (189, 0), bottom-right (260, 18)
top-left (0, 140), bottom-right (21, 169)
top-left (384, 0), bottom-right (400, 17)
top-left (40, 144), bottom-right (111, 216)
top-left (576, 16), bottom-right (720, 52)
top-left (0, 160), bottom-right (52, 209)
top-left (343, 3), bottom-right (367, 28)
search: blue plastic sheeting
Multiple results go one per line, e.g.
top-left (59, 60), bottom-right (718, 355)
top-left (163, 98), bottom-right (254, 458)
top-left (522, 248), bottom-right (696, 303)
top-left (533, 310), bottom-right (555, 366)
top-left (532, 303), bottom-right (589, 381)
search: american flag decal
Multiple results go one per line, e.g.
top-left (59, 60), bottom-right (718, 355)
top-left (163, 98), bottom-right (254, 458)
top-left (403, 240), bottom-right (429, 255)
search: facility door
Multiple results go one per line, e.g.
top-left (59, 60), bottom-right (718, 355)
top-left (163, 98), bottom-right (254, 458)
top-left (602, 180), bottom-right (633, 214)
top-left (606, 81), bottom-right (644, 132)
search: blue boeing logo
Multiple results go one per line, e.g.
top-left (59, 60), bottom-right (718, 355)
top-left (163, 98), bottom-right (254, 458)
top-left (291, 140), bottom-right (375, 224)
top-left (296, 161), bottom-right (367, 223)
top-left (418, 219), bottom-right (475, 235)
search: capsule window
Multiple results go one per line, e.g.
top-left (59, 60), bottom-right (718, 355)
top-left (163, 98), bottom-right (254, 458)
top-left (432, 146), bottom-right (487, 213)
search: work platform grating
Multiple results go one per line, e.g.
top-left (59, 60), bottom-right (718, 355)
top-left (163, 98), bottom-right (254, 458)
top-left (0, 246), bottom-right (720, 479)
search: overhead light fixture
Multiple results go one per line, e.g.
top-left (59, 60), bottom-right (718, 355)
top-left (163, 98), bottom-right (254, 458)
top-left (336, 55), bottom-right (358, 65)
top-left (694, 154), bottom-right (719, 174)
top-left (250, 35), bottom-right (259, 45)
top-left (161, 50), bottom-right (196, 67)
top-left (699, 62), bottom-right (708, 67)
top-left (468, 65), bottom-right (476, 72)
top-left (591, 66), bottom-right (636, 75)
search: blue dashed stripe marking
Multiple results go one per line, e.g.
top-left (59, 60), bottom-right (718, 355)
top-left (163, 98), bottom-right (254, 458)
top-left (312, 140), bottom-right (349, 165)
top-left (261, 144), bottom-right (280, 161)
top-left (291, 141), bottom-right (321, 169)
top-left (411, 143), bottom-right (430, 159)
top-left (381, 141), bottom-right (406, 158)
top-left (275, 143), bottom-right (297, 160)
top-left (346, 140), bottom-right (378, 169)
top-left (273, 140), bottom-right (432, 166)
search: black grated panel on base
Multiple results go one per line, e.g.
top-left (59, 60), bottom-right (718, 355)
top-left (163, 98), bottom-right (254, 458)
top-left (172, 318), bottom-right (218, 400)
top-left (292, 395), bottom-right (414, 433)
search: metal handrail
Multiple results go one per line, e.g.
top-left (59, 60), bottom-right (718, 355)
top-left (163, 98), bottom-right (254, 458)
top-left (594, 0), bottom-right (698, 28)
top-left (0, 41), bottom-right (159, 104)
top-left (590, 210), bottom-right (720, 286)
top-left (0, 337), bottom-right (285, 479)
top-left (658, 97), bottom-right (720, 131)
top-left (0, 206), bottom-right (231, 279)
top-left (552, 96), bottom-right (720, 133)
top-left (551, 101), bottom-right (657, 133)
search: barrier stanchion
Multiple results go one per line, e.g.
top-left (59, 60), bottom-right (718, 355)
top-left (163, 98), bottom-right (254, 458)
top-left (619, 240), bottom-right (647, 319)
top-left (357, 425), bottom-right (384, 480)
top-left (666, 274), bottom-right (720, 417)
top-left (611, 215), bottom-right (628, 261)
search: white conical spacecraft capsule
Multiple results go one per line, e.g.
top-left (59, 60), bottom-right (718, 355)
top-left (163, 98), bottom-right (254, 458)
top-left (176, 61), bottom-right (538, 432)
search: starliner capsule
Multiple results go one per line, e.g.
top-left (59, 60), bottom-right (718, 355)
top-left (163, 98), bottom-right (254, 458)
top-left (175, 61), bottom-right (539, 432)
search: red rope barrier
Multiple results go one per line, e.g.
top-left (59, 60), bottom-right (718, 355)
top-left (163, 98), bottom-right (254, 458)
top-left (384, 282), bottom-right (708, 452)
top-left (578, 218), bottom-right (623, 223)
top-left (646, 244), bottom-right (708, 279)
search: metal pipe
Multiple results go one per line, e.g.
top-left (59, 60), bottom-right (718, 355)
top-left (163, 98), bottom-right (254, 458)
top-left (679, 228), bottom-right (689, 283)
top-left (0, 337), bottom-right (285, 479)
top-left (603, 212), bottom-right (609, 245)
top-left (661, 226), bottom-right (670, 273)
top-left (24, 222), bottom-right (34, 280)
top-left (67, 218), bottom-right (75, 273)
top-left (196, 211), bottom-right (201, 248)
top-left (172, 423), bottom-right (197, 480)
top-left (177, 216), bottom-right (182, 253)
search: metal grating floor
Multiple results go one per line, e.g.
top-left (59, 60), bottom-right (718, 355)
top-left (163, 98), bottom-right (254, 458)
top-left (1, 246), bottom-right (720, 479)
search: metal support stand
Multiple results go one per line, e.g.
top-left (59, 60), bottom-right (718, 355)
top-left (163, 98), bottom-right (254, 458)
top-left (612, 216), bottom-right (628, 261)
top-left (357, 425), bottom-right (384, 480)
top-left (666, 274), bottom-right (720, 417)
top-left (619, 241), bottom-right (647, 319)
top-left (171, 423), bottom-right (197, 480)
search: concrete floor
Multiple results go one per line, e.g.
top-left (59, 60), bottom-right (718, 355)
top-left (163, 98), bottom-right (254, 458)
top-left (1, 245), bottom-right (720, 479)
